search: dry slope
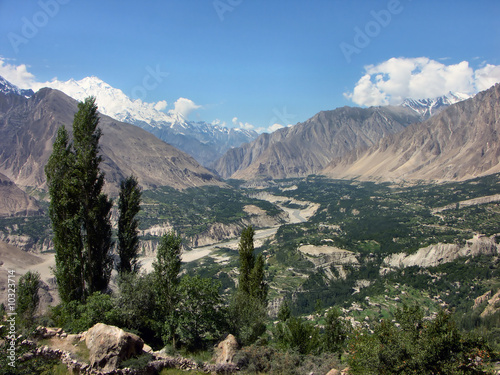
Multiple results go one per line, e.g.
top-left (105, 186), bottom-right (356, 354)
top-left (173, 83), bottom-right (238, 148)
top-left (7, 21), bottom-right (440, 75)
top-left (0, 88), bottom-right (224, 192)
top-left (322, 84), bottom-right (500, 182)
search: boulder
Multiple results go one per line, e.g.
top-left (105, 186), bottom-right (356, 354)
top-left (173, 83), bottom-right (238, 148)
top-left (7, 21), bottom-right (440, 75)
top-left (85, 323), bottom-right (144, 372)
top-left (213, 334), bottom-right (239, 365)
top-left (326, 369), bottom-right (341, 375)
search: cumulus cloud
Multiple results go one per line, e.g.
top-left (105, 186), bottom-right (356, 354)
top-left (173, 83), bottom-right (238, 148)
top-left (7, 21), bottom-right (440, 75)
top-left (0, 58), bottom-right (37, 88)
top-left (268, 123), bottom-right (284, 132)
top-left (345, 57), bottom-right (500, 106)
top-left (475, 64), bottom-right (500, 91)
top-left (232, 116), bottom-right (255, 131)
top-left (153, 100), bottom-right (168, 111)
top-left (211, 119), bottom-right (227, 127)
top-left (169, 97), bottom-right (201, 119)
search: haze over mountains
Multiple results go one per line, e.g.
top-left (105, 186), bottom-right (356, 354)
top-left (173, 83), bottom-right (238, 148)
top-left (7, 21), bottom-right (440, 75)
top-left (0, 79), bottom-right (224, 198)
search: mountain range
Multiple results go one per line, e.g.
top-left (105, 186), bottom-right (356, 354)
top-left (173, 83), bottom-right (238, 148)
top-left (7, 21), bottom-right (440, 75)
top-left (34, 76), bottom-right (257, 166)
top-left (322, 83), bottom-right (500, 181)
top-left (212, 105), bottom-right (423, 180)
top-left (1, 73), bottom-right (497, 201)
top-left (212, 90), bottom-right (495, 181)
top-left (0, 79), bottom-right (224, 196)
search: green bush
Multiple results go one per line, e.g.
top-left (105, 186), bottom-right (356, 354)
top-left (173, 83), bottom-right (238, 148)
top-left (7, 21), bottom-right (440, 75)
top-left (120, 353), bottom-right (153, 369)
top-left (348, 305), bottom-right (493, 374)
top-left (50, 292), bottom-right (118, 333)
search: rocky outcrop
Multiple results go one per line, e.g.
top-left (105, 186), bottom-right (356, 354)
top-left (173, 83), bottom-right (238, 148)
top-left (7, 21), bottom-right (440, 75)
top-left (0, 172), bottom-right (42, 217)
top-left (383, 234), bottom-right (499, 270)
top-left (85, 323), bottom-right (144, 372)
top-left (0, 233), bottom-right (52, 253)
top-left (299, 245), bottom-right (358, 267)
top-left (213, 334), bottom-right (239, 365)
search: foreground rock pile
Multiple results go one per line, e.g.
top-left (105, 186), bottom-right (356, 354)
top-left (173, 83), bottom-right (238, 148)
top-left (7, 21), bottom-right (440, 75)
top-left (17, 324), bottom-right (238, 374)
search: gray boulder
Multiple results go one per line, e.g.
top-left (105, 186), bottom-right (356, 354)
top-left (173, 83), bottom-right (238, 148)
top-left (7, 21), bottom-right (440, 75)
top-left (85, 323), bottom-right (144, 372)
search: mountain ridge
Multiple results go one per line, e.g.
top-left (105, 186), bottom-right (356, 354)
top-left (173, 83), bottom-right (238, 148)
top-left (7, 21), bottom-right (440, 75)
top-left (322, 84), bottom-right (500, 182)
top-left (212, 105), bottom-right (423, 180)
top-left (0, 83), bottom-right (224, 193)
top-left (31, 76), bottom-right (257, 166)
top-left (401, 92), bottom-right (471, 119)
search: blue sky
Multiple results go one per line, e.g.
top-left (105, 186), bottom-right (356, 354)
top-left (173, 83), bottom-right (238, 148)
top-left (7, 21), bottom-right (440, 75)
top-left (1, 0), bottom-right (500, 132)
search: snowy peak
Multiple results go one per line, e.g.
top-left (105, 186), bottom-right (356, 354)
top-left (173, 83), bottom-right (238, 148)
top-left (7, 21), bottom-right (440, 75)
top-left (401, 92), bottom-right (471, 118)
top-left (0, 76), bottom-right (34, 98)
top-left (40, 76), bottom-right (180, 126)
top-left (31, 75), bottom-right (257, 166)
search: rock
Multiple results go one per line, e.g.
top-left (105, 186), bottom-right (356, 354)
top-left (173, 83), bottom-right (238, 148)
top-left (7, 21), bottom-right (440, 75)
top-left (65, 334), bottom-right (81, 345)
top-left (35, 326), bottom-right (61, 339)
top-left (341, 367), bottom-right (350, 375)
top-left (85, 323), bottom-right (144, 372)
top-left (326, 369), bottom-right (341, 375)
top-left (214, 334), bottom-right (239, 365)
top-left (143, 343), bottom-right (153, 354)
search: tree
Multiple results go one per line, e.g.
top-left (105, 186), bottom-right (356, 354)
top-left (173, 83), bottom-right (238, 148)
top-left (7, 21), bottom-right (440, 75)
top-left (176, 275), bottom-right (228, 350)
top-left (45, 126), bottom-right (84, 303)
top-left (117, 175), bottom-right (142, 274)
top-left (237, 226), bottom-right (255, 296)
top-left (73, 96), bottom-right (113, 295)
top-left (45, 96), bottom-right (113, 303)
top-left (152, 231), bottom-right (182, 347)
top-left (323, 308), bottom-right (349, 356)
top-left (231, 226), bottom-right (268, 345)
top-left (348, 306), bottom-right (493, 374)
top-left (17, 271), bottom-right (40, 328)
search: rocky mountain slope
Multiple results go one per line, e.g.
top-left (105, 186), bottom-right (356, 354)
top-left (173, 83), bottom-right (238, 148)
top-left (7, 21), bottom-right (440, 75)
top-left (322, 84), bottom-right (500, 182)
top-left (37, 76), bottom-right (257, 166)
top-left (0, 172), bottom-right (42, 217)
top-left (212, 106), bottom-right (422, 180)
top-left (0, 82), bottom-right (224, 192)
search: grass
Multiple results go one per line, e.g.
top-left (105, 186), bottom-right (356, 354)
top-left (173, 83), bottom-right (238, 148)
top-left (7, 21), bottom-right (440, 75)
top-left (160, 370), bottom-right (206, 375)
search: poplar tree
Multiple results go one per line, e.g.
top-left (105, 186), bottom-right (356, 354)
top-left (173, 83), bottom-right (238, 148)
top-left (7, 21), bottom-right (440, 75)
top-left (117, 175), bottom-right (142, 274)
top-left (46, 96), bottom-right (113, 303)
top-left (152, 231), bottom-right (182, 347)
top-left (73, 96), bottom-right (113, 295)
top-left (17, 271), bottom-right (41, 328)
top-left (45, 126), bottom-right (84, 302)
top-left (231, 225), bottom-right (268, 344)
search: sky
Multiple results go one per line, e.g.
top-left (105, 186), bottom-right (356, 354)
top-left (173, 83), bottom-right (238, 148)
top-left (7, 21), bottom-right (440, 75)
top-left (0, 0), bottom-right (500, 132)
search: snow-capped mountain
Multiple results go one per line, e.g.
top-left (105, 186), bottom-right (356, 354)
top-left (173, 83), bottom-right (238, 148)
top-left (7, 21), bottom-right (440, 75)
top-left (401, 92), bottom-right (471, 119)
top-left (0, 76), bottom-right (34, 98)
top-left (33, 76), bottom-right (257, 166)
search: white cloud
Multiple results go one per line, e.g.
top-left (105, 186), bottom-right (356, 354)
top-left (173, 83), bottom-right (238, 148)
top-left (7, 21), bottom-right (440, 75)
top-left (153, 100), bottom-right (168, 111)
top-left (0, 58), bottom-right (37, 88)
top-left (211, 119), bottom-right (227, 127)
top-left (475, 64), bottom-right (500, 91)
top-left (232, 116), bottom-right (255, 131)
top-left (345, 57), bottom-right (500, 106)
top-left (169, 97), bottom-right (201, 119)
top-left (268, 123), bottom-right (284, 132)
